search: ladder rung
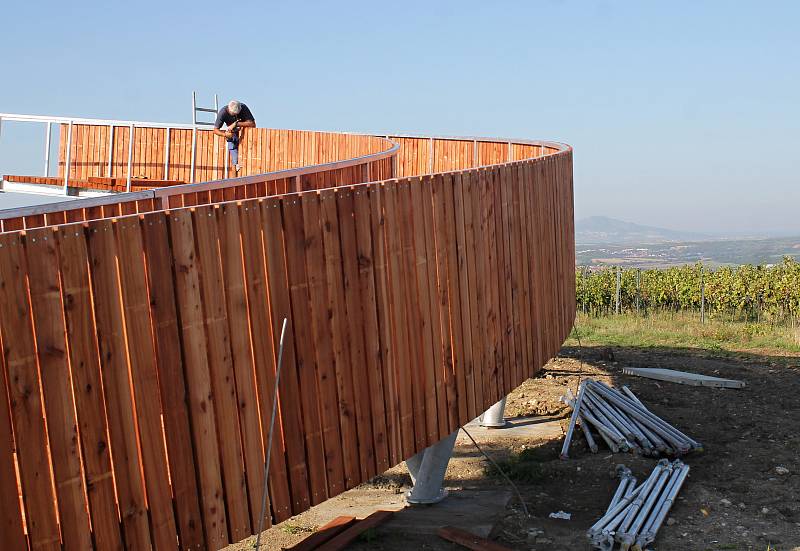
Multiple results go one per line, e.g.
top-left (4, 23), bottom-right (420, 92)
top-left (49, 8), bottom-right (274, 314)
top-left (195, 107), bottom-right (218, 113)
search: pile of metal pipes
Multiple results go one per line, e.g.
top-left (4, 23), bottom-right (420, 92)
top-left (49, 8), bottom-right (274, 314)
top-left (560, 379), bottom-right (702, 458)
top-left (587, 460), bottom-right (690, 551)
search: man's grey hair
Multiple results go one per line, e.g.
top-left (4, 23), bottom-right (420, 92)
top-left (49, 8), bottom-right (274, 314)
top-left (228, 100), bottom-right (241, 115)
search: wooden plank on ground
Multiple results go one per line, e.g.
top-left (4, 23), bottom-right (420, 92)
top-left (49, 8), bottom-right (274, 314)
top-left (25, 227), bottom-right (93, 551)
top-left (168, 209), bottom-right (229, 549)
top-left (0, 232), bottom-right (61, 551)
top-left (140, 212), bottom-right (205, 550)
top-left (315, 511), bottom-right (394, 551)
top-left (285, 516), bottom-right (356, 551)
top-left (437, 526), bottom-right (514, 551)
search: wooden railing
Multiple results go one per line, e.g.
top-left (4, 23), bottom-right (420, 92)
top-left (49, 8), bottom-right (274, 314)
top-left (0, 126), bottom-right (574, 551)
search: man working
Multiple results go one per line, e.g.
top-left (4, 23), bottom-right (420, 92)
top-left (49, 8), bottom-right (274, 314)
top-left (213, 100), bottom-right (256, 173)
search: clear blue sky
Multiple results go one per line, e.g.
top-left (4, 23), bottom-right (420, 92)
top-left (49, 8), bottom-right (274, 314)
top-left (1, 0), bottom-right (798, 234)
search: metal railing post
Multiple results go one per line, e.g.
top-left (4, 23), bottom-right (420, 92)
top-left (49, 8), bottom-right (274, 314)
top-left (44, 122), bottom-right (51, 177)
top-left (64, 121), bottom-right (73, 194)
top-left (190, 92), bottom-right (197, 184)
top-left (164, 127), bottom-right (170, 179)
top-left (126, 124), bottom-right (134, 192)
top-left (107, 125), bottom-right (114, 177)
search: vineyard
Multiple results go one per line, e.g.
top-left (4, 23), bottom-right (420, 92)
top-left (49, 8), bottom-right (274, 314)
top-left (576, 257), bottom-right (800, 324)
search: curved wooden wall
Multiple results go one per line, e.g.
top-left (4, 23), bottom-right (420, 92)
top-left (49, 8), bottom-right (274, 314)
top-left (0, 127), bottom-right (574, 551)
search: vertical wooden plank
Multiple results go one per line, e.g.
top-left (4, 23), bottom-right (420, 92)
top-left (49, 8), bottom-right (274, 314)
top-left (192, 206), bottom-right (251, 540)
top-left (238, 201), bottom-right (292, 519)
top-left (462, 171), bottom-right (486, 412)
top-left (335, 188), bottom-right (379, 476)
top-left (193, 206), bottom-right (251, 541)
top-left (114, 218), bottom-right (180, 550)
top-left (25, 228), bottom-right (93, 551)
top-left (0, 232), bottom-right (61, 551)
top-left (442, 174), bottom-right (469, 422)
top-left (408, 179), bottom-right (440, 446)
top-left (86, 219), bottom-right (153, 551)
top-left (381, 181), bottom-right (416, 457)
top-left (514, 164), bottom-right (534, 380)
top-left (300, 192), bottom-right (346, 496)
top-left (168, 209), bottom-right (229, 549)
top-left (500, 165), bottom-right (522, 393)
top-left (452, 174), bottom-right (477, 419)
top-left (524, 162), bottom-right (544, 370)
top-left (319, 189), bottom-right (363, 487)
top-left (0, 327), bottom-right (26, 550)
top-left (281, 195), bottom-right (329, 504)
top-left (420, 177), bottom-right (449, 440)
top-left (352, 187), bottom-right (390, 472)
top-left (216, 203), bottom-right (268, 527)
top-left (395, 180), bottom-right (428, 450)
top-left (258, 199), bottom-right (311, 516)
top-left (430, 175), bottom-right (459, 432)
top-left (140, 213), bottom-right (205, 550)
top-left (57, 226), bottom-right (125, 551)
top-left (480, 169), bottom-right (500, 405)
top-left (367, 184), bottom-right (402, 464)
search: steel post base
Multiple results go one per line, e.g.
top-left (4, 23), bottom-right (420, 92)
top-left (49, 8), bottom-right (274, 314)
top-left (405, 429), bottom-right (458, 505)
top-left (479, 397), bottom-right (508, 428)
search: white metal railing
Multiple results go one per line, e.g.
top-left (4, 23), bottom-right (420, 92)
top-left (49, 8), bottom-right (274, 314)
top-left (0, 113), bottom-right (205, 196)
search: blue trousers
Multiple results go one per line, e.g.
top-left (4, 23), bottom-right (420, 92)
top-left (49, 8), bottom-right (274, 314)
top-left (227, 138), bottom-right (239, 166)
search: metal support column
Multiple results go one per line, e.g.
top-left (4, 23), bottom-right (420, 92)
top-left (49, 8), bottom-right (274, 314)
top-left (480, 397), bottom-right (508, 428)
top-left (405, 430), bottom-right (459, 505)
top-left (44, 122), bottom-right (51, 177)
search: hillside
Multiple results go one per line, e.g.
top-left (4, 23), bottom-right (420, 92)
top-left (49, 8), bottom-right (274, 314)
top-left (575, 216), bottom-right (711, 244)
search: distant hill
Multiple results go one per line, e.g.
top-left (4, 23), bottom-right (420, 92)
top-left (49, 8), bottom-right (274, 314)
top-left (576, 216), bottom-right (711, 244)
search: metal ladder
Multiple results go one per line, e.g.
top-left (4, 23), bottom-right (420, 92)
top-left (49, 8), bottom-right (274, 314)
top-left (190, 92), bottom-right (219, 183)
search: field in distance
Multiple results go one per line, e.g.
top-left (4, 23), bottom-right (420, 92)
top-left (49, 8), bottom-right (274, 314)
top-left (576, 236), bottom-right (800, 267)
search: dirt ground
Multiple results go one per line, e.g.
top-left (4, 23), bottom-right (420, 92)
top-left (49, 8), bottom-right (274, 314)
top-left (238, 344), bottom-right (800, 550)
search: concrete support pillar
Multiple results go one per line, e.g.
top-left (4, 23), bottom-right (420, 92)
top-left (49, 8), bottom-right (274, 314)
top-left (479, 397), bottom-right (508, 428)
top-left (405, 429), bottom-right (459, 505)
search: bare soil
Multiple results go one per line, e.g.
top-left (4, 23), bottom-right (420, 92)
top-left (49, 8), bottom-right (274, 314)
top-left (235, 344), bottom-right (800, 550)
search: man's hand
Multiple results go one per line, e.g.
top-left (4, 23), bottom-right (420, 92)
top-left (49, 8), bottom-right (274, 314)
top-left (224, 130), bottom-right (234, 139)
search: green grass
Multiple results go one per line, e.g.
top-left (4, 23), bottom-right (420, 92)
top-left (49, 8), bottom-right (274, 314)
top-left (567, 312), bottom-right (800, 355)
top-left (485, 447), bottom-right (546, 483)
